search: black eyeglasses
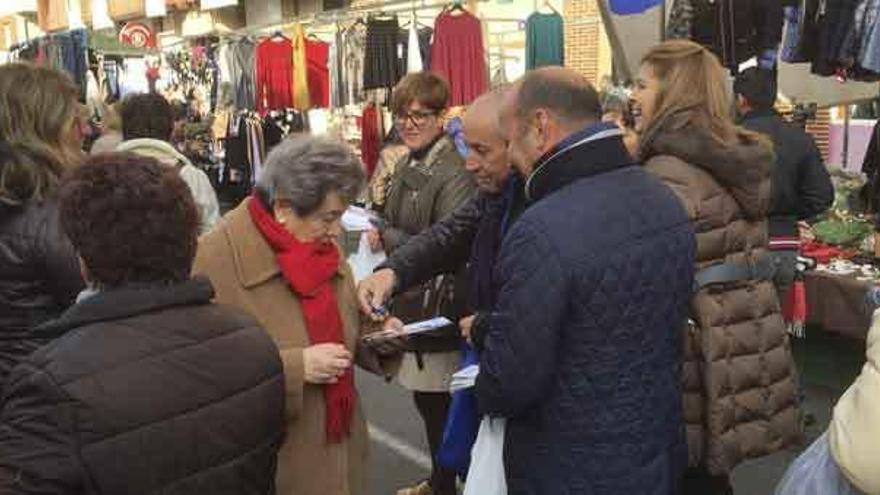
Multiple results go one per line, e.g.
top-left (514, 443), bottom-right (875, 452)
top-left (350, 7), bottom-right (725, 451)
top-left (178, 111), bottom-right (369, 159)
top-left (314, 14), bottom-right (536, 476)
top-left (394, 110), bottom-right (438, 129)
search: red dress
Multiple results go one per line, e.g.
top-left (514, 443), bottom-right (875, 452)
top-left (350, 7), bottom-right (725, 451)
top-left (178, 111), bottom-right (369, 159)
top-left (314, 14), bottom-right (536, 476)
top-left (256, 38), bottom-right (294, 114)
top-left (430, 11), bottom-right (488, 106)
top-left (361, 103), bottom-right (381, 178)
top-left (306, 40), bottom-right (330, 109)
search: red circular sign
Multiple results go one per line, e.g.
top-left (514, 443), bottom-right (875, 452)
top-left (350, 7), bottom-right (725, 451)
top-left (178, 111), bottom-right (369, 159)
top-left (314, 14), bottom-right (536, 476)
top-left (119, 22), bottom-right (155, 49)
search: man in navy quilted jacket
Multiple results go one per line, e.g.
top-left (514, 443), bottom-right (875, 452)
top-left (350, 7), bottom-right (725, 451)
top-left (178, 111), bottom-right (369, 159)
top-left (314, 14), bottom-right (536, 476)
top-left (467, 67), bottom-right (696, 495)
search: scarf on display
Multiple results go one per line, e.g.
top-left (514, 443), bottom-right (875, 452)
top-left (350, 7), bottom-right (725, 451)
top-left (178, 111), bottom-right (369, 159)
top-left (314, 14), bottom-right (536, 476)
top-left (248, 193), bottom-right (354, 442)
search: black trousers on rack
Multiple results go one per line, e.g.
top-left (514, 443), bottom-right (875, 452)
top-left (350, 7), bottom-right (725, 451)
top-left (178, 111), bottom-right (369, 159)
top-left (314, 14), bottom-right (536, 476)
top-left (363, 17), bottom-right (404, 90)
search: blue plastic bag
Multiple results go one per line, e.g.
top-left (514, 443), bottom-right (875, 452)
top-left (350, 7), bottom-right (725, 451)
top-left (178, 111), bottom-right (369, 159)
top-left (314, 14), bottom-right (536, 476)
top-left (437, 345), bottom-right (481, 475)
top-left (775, 431), bottom-right (864, 495)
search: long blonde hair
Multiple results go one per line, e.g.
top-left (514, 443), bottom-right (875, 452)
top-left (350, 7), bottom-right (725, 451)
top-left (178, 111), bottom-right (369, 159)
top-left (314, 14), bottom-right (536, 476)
top-left (638, 40), bottom-right (741, 150)
top-left (0, 63), bottom-right (81, 203)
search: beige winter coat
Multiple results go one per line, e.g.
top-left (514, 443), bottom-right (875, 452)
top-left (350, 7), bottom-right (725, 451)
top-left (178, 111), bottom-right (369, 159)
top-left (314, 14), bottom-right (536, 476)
top-left (830, 309), bottom-right (880, 494)
top-left (194, 199), bottom-right (397, 495)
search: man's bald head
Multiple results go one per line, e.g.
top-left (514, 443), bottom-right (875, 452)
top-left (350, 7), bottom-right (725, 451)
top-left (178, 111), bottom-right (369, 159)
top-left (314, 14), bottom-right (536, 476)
top-left (463, 85), bottom-right (509, 139)
top-left (462, 85), bottom-right (513, 194)
top-left (500, 68), bottom-right (602, 177)
top-left (513, 67), bottom-right (602, 129)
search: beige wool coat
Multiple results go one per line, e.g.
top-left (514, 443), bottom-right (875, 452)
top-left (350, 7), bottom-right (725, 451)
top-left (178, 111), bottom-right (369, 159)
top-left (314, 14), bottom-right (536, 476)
top-left (193, 199), bottom-right (396, 495)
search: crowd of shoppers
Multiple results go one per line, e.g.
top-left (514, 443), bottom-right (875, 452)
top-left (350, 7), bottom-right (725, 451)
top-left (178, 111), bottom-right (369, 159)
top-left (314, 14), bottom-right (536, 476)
top-left (0, 37), bottom-right (853, 495)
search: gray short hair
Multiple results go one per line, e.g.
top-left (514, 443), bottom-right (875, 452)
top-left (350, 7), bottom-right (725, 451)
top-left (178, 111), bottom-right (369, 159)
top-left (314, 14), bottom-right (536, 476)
top-left (257, 135), bottom-right (366, 216)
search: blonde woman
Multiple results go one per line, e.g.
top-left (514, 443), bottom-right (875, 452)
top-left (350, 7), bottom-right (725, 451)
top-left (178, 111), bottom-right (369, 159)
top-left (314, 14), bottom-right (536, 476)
top-left (0, 63), bottom-right (86, 382)
top-left (632, 40), bottom-right (799, 494)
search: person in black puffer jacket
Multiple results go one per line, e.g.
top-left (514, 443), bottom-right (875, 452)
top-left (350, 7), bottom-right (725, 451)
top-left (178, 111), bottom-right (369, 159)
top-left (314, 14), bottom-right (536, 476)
top-left (0, 153), bottom-right (285, 494)
top-left (735, 68), bottom-right (833, 300)
top-left (0, 64), bottom-right (87, 384)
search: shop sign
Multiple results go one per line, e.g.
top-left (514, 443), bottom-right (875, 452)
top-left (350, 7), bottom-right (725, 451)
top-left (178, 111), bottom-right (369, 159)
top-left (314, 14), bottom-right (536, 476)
top-left (119, 21), bottom-right (155, 48)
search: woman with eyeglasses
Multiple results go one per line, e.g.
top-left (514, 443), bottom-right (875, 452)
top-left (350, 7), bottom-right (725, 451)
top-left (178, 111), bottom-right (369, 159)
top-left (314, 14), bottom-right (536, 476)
top-left (368, 72), bottom-right (475, 495)
top-left (0, 63), bottom-right (86, 384)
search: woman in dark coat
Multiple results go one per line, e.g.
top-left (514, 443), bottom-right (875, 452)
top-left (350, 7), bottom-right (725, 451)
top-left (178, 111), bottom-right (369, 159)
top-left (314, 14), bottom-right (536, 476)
top-left (0, 64), bottom-right (86, 384)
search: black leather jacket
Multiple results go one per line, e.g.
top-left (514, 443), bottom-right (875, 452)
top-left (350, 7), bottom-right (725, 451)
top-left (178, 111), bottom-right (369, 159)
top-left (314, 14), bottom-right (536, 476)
top-left (0, 199), bottom-right (83, 384)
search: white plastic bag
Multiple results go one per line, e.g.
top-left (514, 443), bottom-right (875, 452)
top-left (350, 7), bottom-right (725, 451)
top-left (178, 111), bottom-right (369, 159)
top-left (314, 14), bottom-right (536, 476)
top-left (464, 417), bottom-right (507, 495)
top-left (775, 431), bottom-right (864, 495)
top-left (346, 232), bottom-right (386, 284)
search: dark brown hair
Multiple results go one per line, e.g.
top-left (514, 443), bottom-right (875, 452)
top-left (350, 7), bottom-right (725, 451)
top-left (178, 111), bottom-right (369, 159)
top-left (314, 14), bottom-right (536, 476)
top-left (60, 153), bottom-right (199, 287)
top-left (390, 72), bottom-right (450, 115)
top-left (121, 92), bottom-right (174, 142)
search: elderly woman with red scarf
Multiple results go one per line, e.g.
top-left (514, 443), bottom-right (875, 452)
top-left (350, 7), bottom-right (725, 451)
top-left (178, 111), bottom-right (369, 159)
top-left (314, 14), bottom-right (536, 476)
top-left (194, 135), bottom-right (404, 495)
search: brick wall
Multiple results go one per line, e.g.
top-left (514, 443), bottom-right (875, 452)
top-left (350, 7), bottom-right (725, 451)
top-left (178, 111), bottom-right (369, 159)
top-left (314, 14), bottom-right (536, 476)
top-left (563, 0), bottom-right (609, 86)
top-left (806, 108), bottom-right (831, 161)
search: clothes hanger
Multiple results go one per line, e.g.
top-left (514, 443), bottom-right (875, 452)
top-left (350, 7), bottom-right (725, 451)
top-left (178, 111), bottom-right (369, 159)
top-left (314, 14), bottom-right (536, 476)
top-left (269, 30), bottom-right (290, 41)
top-left (537, 0), bottom-right (559, 15)
top-left (446, 0), bottom-right (467, 15)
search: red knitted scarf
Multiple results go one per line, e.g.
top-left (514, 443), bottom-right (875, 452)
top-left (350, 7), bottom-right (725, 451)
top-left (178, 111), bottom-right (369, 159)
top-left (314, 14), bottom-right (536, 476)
top-left (248, 194), bottom-right (354, 442)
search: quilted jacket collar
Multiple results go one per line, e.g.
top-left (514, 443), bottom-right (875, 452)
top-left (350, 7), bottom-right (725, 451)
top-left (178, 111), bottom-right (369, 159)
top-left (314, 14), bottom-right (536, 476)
top-left (35, 278), bottom-right (215, 338)
top-left (525, 122), bottom-right (634, 203)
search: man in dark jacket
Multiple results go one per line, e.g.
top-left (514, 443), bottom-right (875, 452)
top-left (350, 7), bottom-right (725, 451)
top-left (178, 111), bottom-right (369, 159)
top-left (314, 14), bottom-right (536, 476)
top-left (358, 86), bottom-right (522, 318)
top-left (469, 67), bottom-right (695, 495)
top-left (735, 67), bottom-right (834, 299)
top-left (0, 153), bottom-right (285, 494)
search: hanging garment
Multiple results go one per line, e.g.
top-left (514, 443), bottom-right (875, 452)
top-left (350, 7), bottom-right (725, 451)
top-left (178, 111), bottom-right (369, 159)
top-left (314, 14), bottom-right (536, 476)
top-left (431, 11), bottom-right (487, 106)
top-left (344, 24), bottom-right (367, 105)
top-left (329, 30), bottom-right (345, 108)
top-left (860, 2), bottom-right (880, 74)
top-left (57, 29), bottom-right (89, 100)
top-left (103, 59), bottom-right (120, 101)
top-left (364, 16), bottom-right (404, 90)
top-left (306, 39), bottom-right (330, 108)
top-left (361, 103), bottom-right (381, 178)
top-left (689, 0), bottom-right (784, 73)
top-left (525, 12), bottom-right (564, 69)
top-left (407, 19), bottom-right (423, 73)
top-left (780, 5), bottom-right (806, 63)
top-left (229, 38), bottom-right (257, 111)
top-left (401, 24), bottom-right (433, 73)
top-left (256, 37), bottom-right (294, 114)
top-left (291, 23), bottom-right (311, 110)
top-left (217, 42), bottom-right (233, 85)
top-left (666, 0), bottom-right (695, 39)
top-left (854, 0), bottom-right (880, 75)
